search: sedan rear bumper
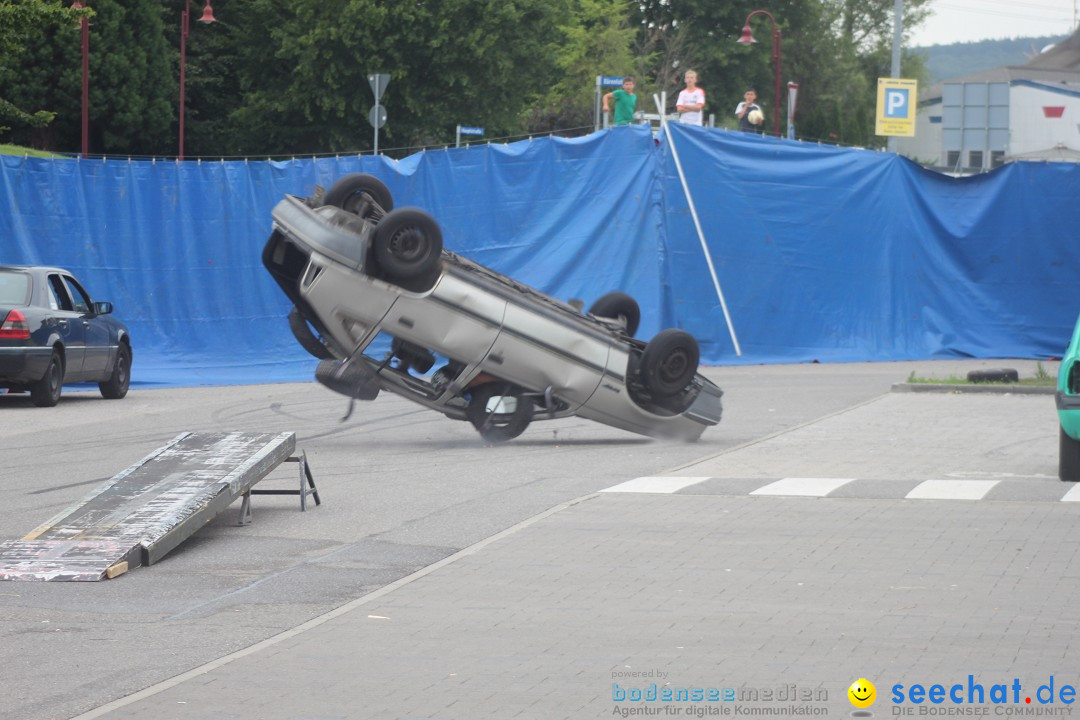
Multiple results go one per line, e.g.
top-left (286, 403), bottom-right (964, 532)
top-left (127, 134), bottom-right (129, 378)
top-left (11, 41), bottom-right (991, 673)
top-left (0, 347), bottom-right (51, 384)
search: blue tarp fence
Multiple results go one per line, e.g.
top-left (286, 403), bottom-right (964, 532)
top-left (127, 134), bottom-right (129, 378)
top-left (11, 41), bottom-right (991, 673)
top-left (1, 123), bottom-right (1077, 387)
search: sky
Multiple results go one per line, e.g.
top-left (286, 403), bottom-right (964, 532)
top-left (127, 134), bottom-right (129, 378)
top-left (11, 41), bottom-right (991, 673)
top-left (909, 0), bottom-right (1078, 47)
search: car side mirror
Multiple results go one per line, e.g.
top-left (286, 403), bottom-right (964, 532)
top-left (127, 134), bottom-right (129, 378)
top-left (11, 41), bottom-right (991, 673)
top-left (94, 301), bottom-right (113, 315)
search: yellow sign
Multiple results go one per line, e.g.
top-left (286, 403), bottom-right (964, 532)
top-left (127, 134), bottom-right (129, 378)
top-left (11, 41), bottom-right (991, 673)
top-left (875, 78), bottom-right (918, 137)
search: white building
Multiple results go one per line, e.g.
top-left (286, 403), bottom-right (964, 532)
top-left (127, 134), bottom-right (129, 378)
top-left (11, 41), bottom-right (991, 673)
top-left (897, 29), bottom-right (1080, 172)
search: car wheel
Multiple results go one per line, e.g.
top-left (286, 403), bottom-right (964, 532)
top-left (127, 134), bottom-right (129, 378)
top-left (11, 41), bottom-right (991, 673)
top-left (99, 343), bottom-right (131, 399)
top-left (30, 351), bottom-right (64, 407)
top-left (588, 291), bottom-right (641, 336)
top-left (640, 329), bottom-right (700, 398)
top-left (323, 174), bottom-right (394, 218)
top-left (466, 383), bottom-right (534, 443)
top-left (1060, 426), bottom-right (1080, 481)
top-left (373, 208), bottom-right (443, 285)
top-left (289, 307), bottom-right (334, 360)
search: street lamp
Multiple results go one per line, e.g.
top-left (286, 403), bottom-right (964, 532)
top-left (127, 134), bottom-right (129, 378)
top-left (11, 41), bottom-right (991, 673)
top-left (737, 10), bottom-right (782, 137)
top-left (70, 0), bottom-right (89, 158)
top-left (179, 0), bottom-right (216, 160)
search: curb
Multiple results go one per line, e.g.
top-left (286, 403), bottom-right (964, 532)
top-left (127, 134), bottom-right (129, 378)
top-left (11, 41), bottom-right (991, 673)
top-left (891, 383), bottom-right (1055, 395)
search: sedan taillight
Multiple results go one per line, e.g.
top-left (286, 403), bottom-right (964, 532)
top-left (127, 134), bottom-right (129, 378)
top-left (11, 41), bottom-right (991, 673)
top-left (0, 309), bottom-right (30, 339)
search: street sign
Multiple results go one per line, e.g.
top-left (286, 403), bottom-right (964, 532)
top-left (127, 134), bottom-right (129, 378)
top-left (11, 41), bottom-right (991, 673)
top-left (459, 126), bottom-right (484, 136)
top-left (875, 78), bottom-right (917, 137)
top-left (600, 76), bottom-right (624, 87)
top-left (368, 104), bottom-right (387, 129)
top-left (368, 73), bottom-right (390, 100)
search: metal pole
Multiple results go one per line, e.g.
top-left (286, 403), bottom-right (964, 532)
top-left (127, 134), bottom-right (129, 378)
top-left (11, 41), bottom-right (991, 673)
top-left (653, 94), bottom-right (742, 356)
top-left (594, 76), bottom-right (601, 132)
top-left (80, 3), bottom-right (88, 158)
top-left (888, 0), bottom-right (903, 153)
top-left (179, 0), bottom-right (189, 160)
top-left (455, 125), bottom-right (461, 148)
top-left (773, 26), bottom-right (782, 137)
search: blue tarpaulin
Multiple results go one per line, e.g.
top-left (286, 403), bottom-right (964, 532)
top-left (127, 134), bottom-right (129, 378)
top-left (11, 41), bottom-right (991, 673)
top-left (1, 124), bottom-right (1077, 387)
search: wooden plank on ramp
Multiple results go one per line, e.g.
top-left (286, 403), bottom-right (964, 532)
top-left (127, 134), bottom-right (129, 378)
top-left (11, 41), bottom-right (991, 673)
top-left (0, 431), bottom-right (295, 582)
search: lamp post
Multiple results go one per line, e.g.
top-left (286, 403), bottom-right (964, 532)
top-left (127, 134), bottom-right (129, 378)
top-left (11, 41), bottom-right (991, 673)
top-left (71, 0), bottom-right (89, 158)
top-left (179, 0), bottom-right (216, 160)
top-left (737, 10), bottom-right (782, 137)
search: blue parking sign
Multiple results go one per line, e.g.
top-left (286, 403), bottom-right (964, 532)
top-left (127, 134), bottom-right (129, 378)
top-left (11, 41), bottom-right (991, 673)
top-left (875, 78), bottom-right (917, 137)
top-left (884, 88), bottom-right (909, 118)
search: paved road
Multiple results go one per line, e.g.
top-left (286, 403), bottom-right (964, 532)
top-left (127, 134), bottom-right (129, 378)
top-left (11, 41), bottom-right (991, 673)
top-left (0, 359), bottom-right (1069, 719)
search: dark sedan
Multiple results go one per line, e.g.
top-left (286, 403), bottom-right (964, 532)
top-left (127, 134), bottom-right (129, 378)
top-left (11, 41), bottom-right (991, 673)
top-left (0, 266), bottom-right (132, 406)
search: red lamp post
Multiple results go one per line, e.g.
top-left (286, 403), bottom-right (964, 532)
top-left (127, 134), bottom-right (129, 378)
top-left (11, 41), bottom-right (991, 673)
top-left (179, 0), bottom-right (216, 160)
top-left (737, 10), bottom-right (782, 137)
top-left (71, 0), bottom-right (89, 158)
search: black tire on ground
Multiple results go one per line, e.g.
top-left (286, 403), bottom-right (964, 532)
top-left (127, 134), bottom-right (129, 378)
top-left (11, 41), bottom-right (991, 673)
top-left (99, 343), bottom-right (131, 399)
top-left (30, 351), bottom-right (64, 407)
top-left (1060, 426), bottom-right (1080, 481)
top-left (372, 208), bottom-right (443, 283)
top-left (323, 174), bottom-right (394, 217)
top-left (640, 329), bottom-right (700, 398)
top-left (289, 307), bottom-right (334, 360)
top-left (588, 291), bottom-right (641, 337)
top-left (465, 383), bottom-right (534, 443)
top-left (967, 368), bottom-right (1019, 383)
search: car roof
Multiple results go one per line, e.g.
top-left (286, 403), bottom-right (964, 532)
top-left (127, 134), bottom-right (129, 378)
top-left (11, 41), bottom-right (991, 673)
top-left (0, 265), bottom-right (70, 275)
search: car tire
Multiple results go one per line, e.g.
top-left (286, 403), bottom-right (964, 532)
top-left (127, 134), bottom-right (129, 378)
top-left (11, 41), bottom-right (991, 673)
top-left (1060, 426), bottom-right (1080, 481)
top-left (30, 351), bottom-right (64, 407)
top-left (289, 307), bottom-right (334, 360)
top-left (466, 383), bottom-right (534, 443)
top-left (99, 343), bottom-right (131, 399)
top-left (323, 174), bottom-right (394, 217)
top-left (588, 291), bottom-right (641, 336)
top-left (640, 329), bottom-right (699, 398)
top-left (373, 208), bottom-right (443, 286)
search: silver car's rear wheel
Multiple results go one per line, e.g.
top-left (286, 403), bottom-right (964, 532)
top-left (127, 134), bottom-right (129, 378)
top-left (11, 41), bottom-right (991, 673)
top-left (466, 383), bottom-right (533, 443)
top-left (588, 291), bottom-right (641, 336)
top-left (324, 174), bottom-right (393, 218)
top-left (640, 329), bottom-right (699, 398)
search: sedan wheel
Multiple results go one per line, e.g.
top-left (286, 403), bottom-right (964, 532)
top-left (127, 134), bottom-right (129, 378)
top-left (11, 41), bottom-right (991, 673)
top-left (99, 344), bottom-right (131, 399)
top-left (30, 351), bottom-right (64, 407)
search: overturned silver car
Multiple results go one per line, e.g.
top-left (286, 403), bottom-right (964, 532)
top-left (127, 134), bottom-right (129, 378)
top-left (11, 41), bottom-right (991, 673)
top-left (262, 174), bottom-right (722, 442)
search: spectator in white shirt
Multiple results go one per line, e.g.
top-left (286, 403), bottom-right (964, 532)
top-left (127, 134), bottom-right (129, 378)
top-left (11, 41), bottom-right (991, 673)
top-left (676, 70), bottom-right (706, 126)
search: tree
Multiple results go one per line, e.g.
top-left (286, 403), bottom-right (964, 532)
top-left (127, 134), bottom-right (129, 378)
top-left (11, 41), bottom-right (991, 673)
top-left (0, 0), bottom-right (174, 155)
top-left (0, 0), bottom-right (86, 140)
top-left (188, 0), bottom-right (568, 157)
top-left (525, 0), bottom-right (639, 134)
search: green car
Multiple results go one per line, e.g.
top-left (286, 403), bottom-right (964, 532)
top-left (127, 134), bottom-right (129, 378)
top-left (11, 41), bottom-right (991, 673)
top-left (1058, 314), bottom-right (1080, 480)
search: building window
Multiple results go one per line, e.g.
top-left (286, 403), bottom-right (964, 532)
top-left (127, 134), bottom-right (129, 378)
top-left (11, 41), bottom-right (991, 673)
top-left (946, 150), bottom-right (961, 168)
top-left (968, 150), bottom-right (983, 169)
top-left (991, 151), bottom-right (1005, 168)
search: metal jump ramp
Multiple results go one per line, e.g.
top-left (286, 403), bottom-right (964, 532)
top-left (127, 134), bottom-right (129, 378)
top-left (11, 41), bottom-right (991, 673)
top-left (0, 431), bottom-right (319, 582)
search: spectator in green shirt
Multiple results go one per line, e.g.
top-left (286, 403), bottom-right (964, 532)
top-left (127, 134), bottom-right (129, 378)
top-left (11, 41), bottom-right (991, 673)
top-left (602, 77), bottom-right (637, 126)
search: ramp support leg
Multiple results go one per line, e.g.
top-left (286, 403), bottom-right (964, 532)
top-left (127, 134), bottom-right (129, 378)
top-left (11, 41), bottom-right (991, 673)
top-left (239, 451), bottom-right (320, 525)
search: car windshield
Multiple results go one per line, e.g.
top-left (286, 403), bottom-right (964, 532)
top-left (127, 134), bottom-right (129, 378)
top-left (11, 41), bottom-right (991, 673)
top-left (0, 271), bottom-right (30, 306)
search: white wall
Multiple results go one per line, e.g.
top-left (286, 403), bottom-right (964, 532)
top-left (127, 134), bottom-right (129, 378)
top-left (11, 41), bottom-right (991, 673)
top-left (1008, 83), bottom-right (1080, 156)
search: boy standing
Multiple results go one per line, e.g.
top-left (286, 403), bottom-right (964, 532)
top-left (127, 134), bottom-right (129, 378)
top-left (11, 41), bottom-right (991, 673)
top-left (676, 70), bottom-right (706, 126)
top-left (603, 77), bottom-right (637, 126)
top-left (735, 89), bottom-right (763, 133)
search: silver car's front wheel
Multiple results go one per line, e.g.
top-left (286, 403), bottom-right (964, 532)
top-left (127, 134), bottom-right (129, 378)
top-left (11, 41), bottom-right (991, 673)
top-left (373, 208), bottom-right (444, 289)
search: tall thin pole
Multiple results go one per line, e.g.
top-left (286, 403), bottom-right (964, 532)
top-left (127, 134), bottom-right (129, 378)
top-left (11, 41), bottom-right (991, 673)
top-left (888, 0), bottom-right (903, 153)
top-left (80, 5), bottom-right (89, 158)
top-left (772, 26), bottom-right (782, 137)
top-left (179, 0), bottom-right (189, 160)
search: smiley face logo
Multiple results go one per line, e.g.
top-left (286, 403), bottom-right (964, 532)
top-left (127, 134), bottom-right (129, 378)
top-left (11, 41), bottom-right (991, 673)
top-left (848, 678), bottom-right (876, 708)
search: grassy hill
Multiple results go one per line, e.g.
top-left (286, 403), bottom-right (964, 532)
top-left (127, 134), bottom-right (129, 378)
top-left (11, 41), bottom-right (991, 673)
top-left (915, 35), bottom-right (1068, 83)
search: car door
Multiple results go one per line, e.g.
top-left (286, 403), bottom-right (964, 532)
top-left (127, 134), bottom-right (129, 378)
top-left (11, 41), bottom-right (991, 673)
top-left (46, 274), bottom-right (86, 379)
top-left (62, 275), bottom-right (111, 379)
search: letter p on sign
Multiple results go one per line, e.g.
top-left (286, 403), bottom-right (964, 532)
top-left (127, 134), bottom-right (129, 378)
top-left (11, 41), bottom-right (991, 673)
top-left (885, 88), bottom-right (909, 118)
